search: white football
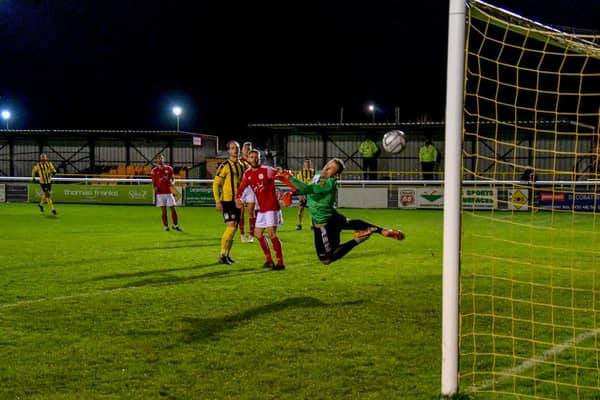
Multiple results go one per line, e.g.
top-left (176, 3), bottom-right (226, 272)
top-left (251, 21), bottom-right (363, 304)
top-left (382, 130), bottom-right (407, 153)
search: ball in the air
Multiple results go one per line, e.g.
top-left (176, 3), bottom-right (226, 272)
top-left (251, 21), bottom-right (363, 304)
top-left (382, 130), bottom-right (406, 153)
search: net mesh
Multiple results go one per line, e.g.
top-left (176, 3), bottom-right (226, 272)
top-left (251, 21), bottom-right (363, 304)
top-left (460, 1), bottom-right (600, 398)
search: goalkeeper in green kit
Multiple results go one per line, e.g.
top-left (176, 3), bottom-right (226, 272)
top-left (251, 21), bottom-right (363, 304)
top-left (278, 158), bottom-right (404, 265)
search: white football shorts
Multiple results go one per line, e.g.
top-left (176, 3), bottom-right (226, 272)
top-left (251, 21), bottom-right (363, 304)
top-left (255, 210), bottom-right (284, 228)
top-left (156, 193), bottom-right (176, 207)
top-left (240, 186), bottom-right (256, 204)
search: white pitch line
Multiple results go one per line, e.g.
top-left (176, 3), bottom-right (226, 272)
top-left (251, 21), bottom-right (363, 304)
top-left (0, 286), bottom-right (138, 309)
top-left (469, 328), bottom-right (600, 393)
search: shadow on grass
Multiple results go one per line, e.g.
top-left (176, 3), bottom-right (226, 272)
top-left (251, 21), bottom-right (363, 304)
top-left (129, 238), bottom-right (221, 251)
top-left (180, 297), bottom-right (365, 342)
top-left (89, 267), bottom-right (272, 289)
top-left (81, 261), bottom-right (227, 283)
top-left (131, 241), bottom-right (218, 251)
top-left (123, 268), bottom-right (272, 288)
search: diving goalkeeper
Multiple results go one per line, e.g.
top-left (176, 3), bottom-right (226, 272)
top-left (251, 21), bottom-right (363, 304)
top-left (278, 158), bottom-right (404, 265)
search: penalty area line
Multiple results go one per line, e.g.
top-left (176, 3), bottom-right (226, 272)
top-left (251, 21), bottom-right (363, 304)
top-left (469, 328), bottom-right (600, 393)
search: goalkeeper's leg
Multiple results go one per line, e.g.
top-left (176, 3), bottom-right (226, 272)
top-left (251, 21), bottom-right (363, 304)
top-left (342, 214), bottom-right (405, 241)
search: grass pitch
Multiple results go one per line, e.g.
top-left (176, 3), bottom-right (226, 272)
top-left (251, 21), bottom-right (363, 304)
top-left (0, 203), bottom-right (442, 399)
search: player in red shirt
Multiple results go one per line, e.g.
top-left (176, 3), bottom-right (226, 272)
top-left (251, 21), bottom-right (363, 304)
top-left (238, 141), bottom-right (257, 243)
top-left (236, 149), bottom-right (285, 270)
top-left (151, 155), bottom-right (182, 232)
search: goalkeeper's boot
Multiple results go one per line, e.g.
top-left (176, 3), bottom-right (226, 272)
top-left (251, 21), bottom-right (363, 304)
top-left (381, 229), bottom-right (405, 241)
top-left (219, 255), bottom-right (233, 265)
top-left (38, 204), bottom-right (44, 212)
top-left (172, 225), bottom-right (183, 231)
top-left (353, 227), bottom-right (377, 243)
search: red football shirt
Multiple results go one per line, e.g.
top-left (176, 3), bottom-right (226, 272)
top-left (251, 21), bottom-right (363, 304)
top-left (151, 165), bottom-right (174, 194)
top-left (237, 165), bottom-right (280, 212)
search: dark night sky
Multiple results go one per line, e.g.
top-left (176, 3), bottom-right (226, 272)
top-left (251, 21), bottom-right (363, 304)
top-left (0, 0), bottom-right (598, 136)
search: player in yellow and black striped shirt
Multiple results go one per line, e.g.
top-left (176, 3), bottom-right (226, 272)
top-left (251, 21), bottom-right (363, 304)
top-left (295, 159), bottom-right (315, 230)
top-left (32, 153), bottom-right (58, 215)
top-left (212, 140), bottom-right (247, 265)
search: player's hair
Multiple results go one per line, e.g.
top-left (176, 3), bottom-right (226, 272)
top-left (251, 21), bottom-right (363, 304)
top-left (243, 141), bottom-right (252, 148)
top-left (249, 149), bottom-right (261, 159)
top-left (331, 158), bottom-right (345, 174)
top-left (226, 140), bottom-right (240, 149)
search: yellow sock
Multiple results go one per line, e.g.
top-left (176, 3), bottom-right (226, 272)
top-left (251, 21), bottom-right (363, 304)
top-left (220, 226), bottom-right (236, 255)
top-left (47, 197), bottom-right (54, 209)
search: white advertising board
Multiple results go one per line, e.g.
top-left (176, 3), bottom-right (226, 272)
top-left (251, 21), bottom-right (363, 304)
top-left (338, 188), bottom-right (388, 208)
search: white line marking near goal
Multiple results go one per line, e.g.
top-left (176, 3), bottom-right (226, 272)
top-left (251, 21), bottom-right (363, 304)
top-left (469, 328), bottom-right (600, 393)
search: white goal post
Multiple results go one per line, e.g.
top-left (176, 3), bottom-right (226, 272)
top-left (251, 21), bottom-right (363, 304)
top-left (441, 0), bottom-right (466, 396)
top-left (443, 0), bottom-right (600, 398)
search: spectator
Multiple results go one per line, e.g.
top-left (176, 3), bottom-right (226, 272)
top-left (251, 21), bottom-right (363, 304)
top-left (358, 136), bottom-right (380, 180)
top-left (419, 138), bottom-right (439, 180)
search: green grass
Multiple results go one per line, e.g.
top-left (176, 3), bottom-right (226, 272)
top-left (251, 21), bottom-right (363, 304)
top-left (460, 210), bottom-right (600, 400)
top-left (5, 203), bottom-right (599, 399)
top-left (0, 203), bottom-right (443, 399)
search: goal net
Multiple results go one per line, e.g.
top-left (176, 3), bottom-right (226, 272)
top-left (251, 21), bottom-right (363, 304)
top-left (460, 1), bottom-right (600, 398)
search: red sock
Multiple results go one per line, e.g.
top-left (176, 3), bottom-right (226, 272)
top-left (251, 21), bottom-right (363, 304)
top-left (161, 214), bottom-right (168, 226)
top-left (249, 216), bottom-right (256, 236)
top-left (271, 236), bottom-right (284, 265)
top-left (171, 209), bottom-right (178, 225)
top-left (258, 236), bottom-right (273, 263)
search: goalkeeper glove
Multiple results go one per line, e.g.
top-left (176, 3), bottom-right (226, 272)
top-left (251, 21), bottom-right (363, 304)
top-left (276, 170), bottom-right (298, 190)
top-left (281, 191), bottom-right (294, 207)
top-left (276, 169), bottom-right (293, 181)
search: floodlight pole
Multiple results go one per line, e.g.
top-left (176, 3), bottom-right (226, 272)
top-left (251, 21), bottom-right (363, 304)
top-left (172, 106), bottom-right (182, 132)
top-left (1, 110), bottom-right (10, 130)
top-left (441, 0), bottom-right (466, 397)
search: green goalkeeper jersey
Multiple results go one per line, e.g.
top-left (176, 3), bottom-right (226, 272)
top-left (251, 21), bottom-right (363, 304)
top-left (289, 175), bottom-right (337, 224)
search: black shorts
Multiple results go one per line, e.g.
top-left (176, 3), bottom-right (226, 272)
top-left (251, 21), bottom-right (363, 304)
top-left (312, 212), bottom-right (349, 261)
top-left (40, 183), bottom-right (52, 193)
top-left (221, 201), bottom-right (241, 223)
